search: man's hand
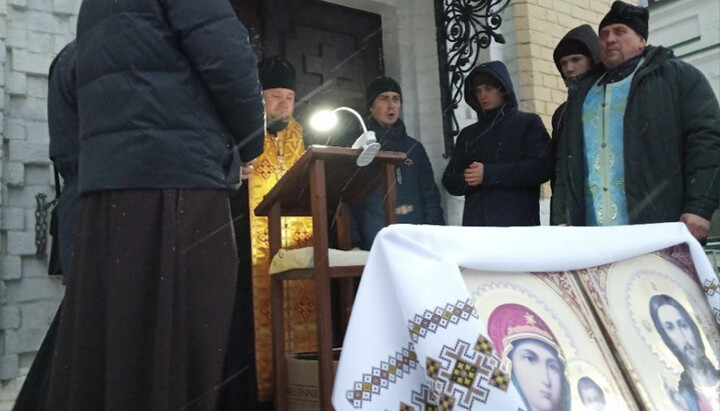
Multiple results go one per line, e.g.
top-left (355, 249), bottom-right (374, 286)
top-left (241, 158), bottom-right (257, 180)
top-left (464, 162), bottom-right (484, 186)
top-left (680, 213), bottom-right (710, 241)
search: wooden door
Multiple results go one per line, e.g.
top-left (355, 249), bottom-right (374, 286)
top-left (232, 0), bottom-right (384, 146)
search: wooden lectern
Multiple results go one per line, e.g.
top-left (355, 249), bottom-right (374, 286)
top-left (254, 145), bottom-right (406, 410)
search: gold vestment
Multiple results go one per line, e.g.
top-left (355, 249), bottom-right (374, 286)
top-left (247, 119), bottom-right (317, 400)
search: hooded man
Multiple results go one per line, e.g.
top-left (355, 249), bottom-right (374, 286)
top-left (243, 55), bottom-right (317, 403)
top-left (351, 77), bottom-right (445, 250)
top-left (552, 1), bottom-right (720, 241)
top-left (550, 24), bottom-right (601, 224)
top-left (551, 24), bottom-right (601, 145)
top-left (443, 61), bottom-right (553, 226)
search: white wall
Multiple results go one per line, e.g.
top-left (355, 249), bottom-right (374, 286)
top-left (649, 0), bottom-right (720, 100)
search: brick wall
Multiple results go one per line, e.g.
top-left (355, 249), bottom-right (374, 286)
top-left (0, 0), bottom-right (78, 406)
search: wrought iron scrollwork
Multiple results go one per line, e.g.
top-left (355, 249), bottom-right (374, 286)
top-left (435, 0), bottom-right (511, 157)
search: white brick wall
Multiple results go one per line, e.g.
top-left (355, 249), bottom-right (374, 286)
top-left (0, 0), bottom-right (78, 405)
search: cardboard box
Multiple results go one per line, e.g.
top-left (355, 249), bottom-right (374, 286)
top-left (287, 349), bottom-right (340, 411)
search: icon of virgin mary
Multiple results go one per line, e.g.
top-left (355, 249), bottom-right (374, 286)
top-left (488, 303), bottom-right (572, 411)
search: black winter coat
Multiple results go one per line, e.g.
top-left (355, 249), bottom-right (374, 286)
top-left (76, 0), bottom-right (264, 193)
top-left (443, 61), bottom-right (553, 226)
top-left (351, 118), bottom-right (445, 250)
top-left (48, 41), bottom-right (79, 280)
top-left (552, 46), bottom-right (720, 225)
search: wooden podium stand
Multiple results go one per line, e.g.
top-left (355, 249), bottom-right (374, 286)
top-left (254, 145), bottom-right (406, 410)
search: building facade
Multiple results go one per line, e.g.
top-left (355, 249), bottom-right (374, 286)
top-left (0, 0), bottom-right (621, 406)
top-left (649, 0), bottom-right (719, 100)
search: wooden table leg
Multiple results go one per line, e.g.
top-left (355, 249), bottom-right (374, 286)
top-left (271, 277), bottom-right (287, 411)
top-left (309, 160), bottom-right (334, 410)
top-left (336, 202), bottom-right (355, 337)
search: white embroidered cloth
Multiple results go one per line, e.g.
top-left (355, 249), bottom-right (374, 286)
top-left (332, 222), bottom-right (719, 410)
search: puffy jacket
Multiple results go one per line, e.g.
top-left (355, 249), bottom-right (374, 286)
top-left (443, 61), bottom-right (553, 226)
top-left (48, 40), bottom-right (79, 278)
top-left (76, 0), bottom-right (264, 193)
top-left (351, 117), bottom-right (445, 250)
top-left (552, 46), bottom-right (720, 225)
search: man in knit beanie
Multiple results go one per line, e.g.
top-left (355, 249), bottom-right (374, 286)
top-left (365, 76), bottom-right (402, 116)
top-left (350, 77), bottom-right (444, 250)
top-left (598, 0), bottom-right (648, 70)
top-left (552, 1), bottom-right (720, 247)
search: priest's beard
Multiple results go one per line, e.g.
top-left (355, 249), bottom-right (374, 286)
top-left (267, 117), bottom-right (290, 135)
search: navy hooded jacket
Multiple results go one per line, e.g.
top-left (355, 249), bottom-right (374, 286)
top-left (442, 61), bottom-right (553, 226)
top-left (75, 0), bottom-right (265, 193)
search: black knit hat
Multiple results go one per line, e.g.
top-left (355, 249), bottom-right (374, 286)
top-left (554, 39), bottom-right (592, 61)
top-left (257, 56), bottom-right (296, 90)
top-left (366, 77), bottom-right (402, 111)
top-left (599, 1), bottom-right (649, 40)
